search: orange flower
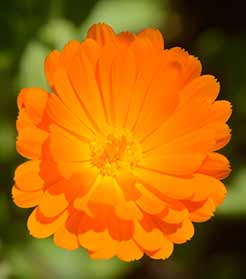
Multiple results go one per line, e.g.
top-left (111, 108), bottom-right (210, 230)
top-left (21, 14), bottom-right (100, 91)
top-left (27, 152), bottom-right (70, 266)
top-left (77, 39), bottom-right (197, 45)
top-left (13, 23), bottom-right (231, 261)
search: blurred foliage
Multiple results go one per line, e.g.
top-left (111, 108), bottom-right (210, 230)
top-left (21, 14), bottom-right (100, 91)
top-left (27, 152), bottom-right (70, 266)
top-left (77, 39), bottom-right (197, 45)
top-left (0, 0), bottom-right (246, 278)
top-left (219, 168), bottom-right (246, 215)
top-left (5, 239), bottom-right (130, 279)
top-left (79, 0), bottom-right (165, 34)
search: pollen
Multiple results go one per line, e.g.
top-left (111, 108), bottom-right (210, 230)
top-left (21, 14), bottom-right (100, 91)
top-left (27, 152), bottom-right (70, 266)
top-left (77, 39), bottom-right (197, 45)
top-left (89, 128), bottom-right (142, 176)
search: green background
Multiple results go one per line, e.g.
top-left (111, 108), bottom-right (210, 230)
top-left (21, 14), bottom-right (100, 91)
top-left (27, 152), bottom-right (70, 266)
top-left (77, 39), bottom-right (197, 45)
top-left (0, 0), bottom-right (245, 278)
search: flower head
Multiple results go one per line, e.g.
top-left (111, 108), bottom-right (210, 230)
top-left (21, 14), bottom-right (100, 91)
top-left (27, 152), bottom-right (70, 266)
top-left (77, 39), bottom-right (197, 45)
top-left (13, 23), bottom-right (231, 261)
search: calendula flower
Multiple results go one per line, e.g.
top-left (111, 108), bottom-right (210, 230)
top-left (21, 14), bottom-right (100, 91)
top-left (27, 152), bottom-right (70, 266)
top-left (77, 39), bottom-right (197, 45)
top-left (13, 23), bottom-right (231, 261)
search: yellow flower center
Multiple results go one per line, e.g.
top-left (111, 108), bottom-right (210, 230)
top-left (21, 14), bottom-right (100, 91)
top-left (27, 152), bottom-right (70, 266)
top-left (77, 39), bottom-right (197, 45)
top-left (90, 128), bottom-right (142, 176)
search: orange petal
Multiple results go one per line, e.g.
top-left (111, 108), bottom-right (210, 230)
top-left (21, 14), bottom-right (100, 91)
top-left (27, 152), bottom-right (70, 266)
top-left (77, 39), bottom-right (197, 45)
top-left (44, 50), bottom-right (61, 88)
top-left (67, 210), bottom-right (90, 234)
top-left (135, 167), bottom-right (194, 200)
top-left (39, 160), bottom-right (62, 186)
top-left (167, 219), bottom-right (194, 244)
top-left (87, 23), bottom-right (116, 45)
top-left (142, 98), bottom-right (211, 151)
top-left (115, 170), bottom-right (141, 201)
top-left (207, 123), bottom-right (231, 151)
top-left (89, 176), bottom-right (125, 206)
top-left (55, 163), bottom-right (98, 196)
top-left (80, 38), bottom-right (101, 70)
top-left (138, 28), bottom-right (164, 49)
top-left (17, 109), bottom-right (36, 130)
top-left (60, 40), bottom-right (81, 66)
top-left (148, 237), bottom-right (174, 260)
top-left (134, 221), bottom-right (165, 251)
top-left (16, 127), bottom-right (48, 159)
top-left (179, 75), bottom-right (220, 105)
top-left (111, 48), bottom-right (136, 127)
top-left (14, 160), bottom-right (44, 192)
top-left (117, 31), bottom-right (136, 46)
top-left (49, 124), bottom-right (91, 162)
top-left (27, 208), bottom-right (68, 238)
top-left (207, 100), bottom-right (232, 123)
top-left (45, 39), bottom-right (100, 88)
top-left (162, 203), bottom-right (188, 224)
top-left (198, 152), bottom-right (231, 180)
top-left (209, 180), bottom-right (227, 206)
top-left (12, 186), bottom-right (43, 208)
top-left (130, 37), bottom-right (156, 70)
top-left (166, 47), bottom-right (201, 83)
top-left (45, 40), bottom-right (82, 88)
top-left (74, 176), bottom-right (124, 215)
top-left (134, 219), bottom-right (173, 259)
top-left (124, 52), bottom-right (161, 130)
top-left (38, 190), bottom-right (68, 218)
top-left (145, 127), bottom-right (215, 156)
top-left (54, 223), bottom-right (79, 250)
top-left (47, 94), bottom-right (94, 141)
top-left (67, 52), bottom-right (107, 129)
top-left (115, 201), bottom-right (143, 220)
top-left (184, 198), bottom-right (216, 222)
top-left (95, 43), bottom-right (116, 125)
top-left (52, 67), bottom-right (98, 134)
top-left (135, 168), bottom-right (223, 201)
top-left (116, 239), bottom-right (143, 261)
top-left (133, 56), bottom-right (179, 138)
top-left (79, 230), bottom-right (116, 254)
top-left (89, 247), bottom-right (116, 260)
top-left (141, 153), bottom-right (206, 176)
top-left (107, 212), bottom-right (134, 242)
top-left (135, 183), bottom-right (166, 215)
top-left (17, 88), bottom-right (49, 130)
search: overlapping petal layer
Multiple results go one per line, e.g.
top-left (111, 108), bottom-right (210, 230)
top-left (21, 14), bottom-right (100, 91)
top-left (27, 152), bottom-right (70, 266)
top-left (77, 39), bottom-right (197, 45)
top-left (13, 23), bottom-right (231, 261)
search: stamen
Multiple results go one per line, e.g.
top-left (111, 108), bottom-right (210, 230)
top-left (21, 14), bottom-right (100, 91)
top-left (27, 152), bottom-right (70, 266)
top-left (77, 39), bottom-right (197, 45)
top-left (90, 128), bottom-right (142, 176)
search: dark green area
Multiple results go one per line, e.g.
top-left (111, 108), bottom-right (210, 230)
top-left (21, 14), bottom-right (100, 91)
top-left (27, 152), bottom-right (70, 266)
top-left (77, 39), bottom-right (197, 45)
top-left (0, 0), bottom-right (245, 278)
